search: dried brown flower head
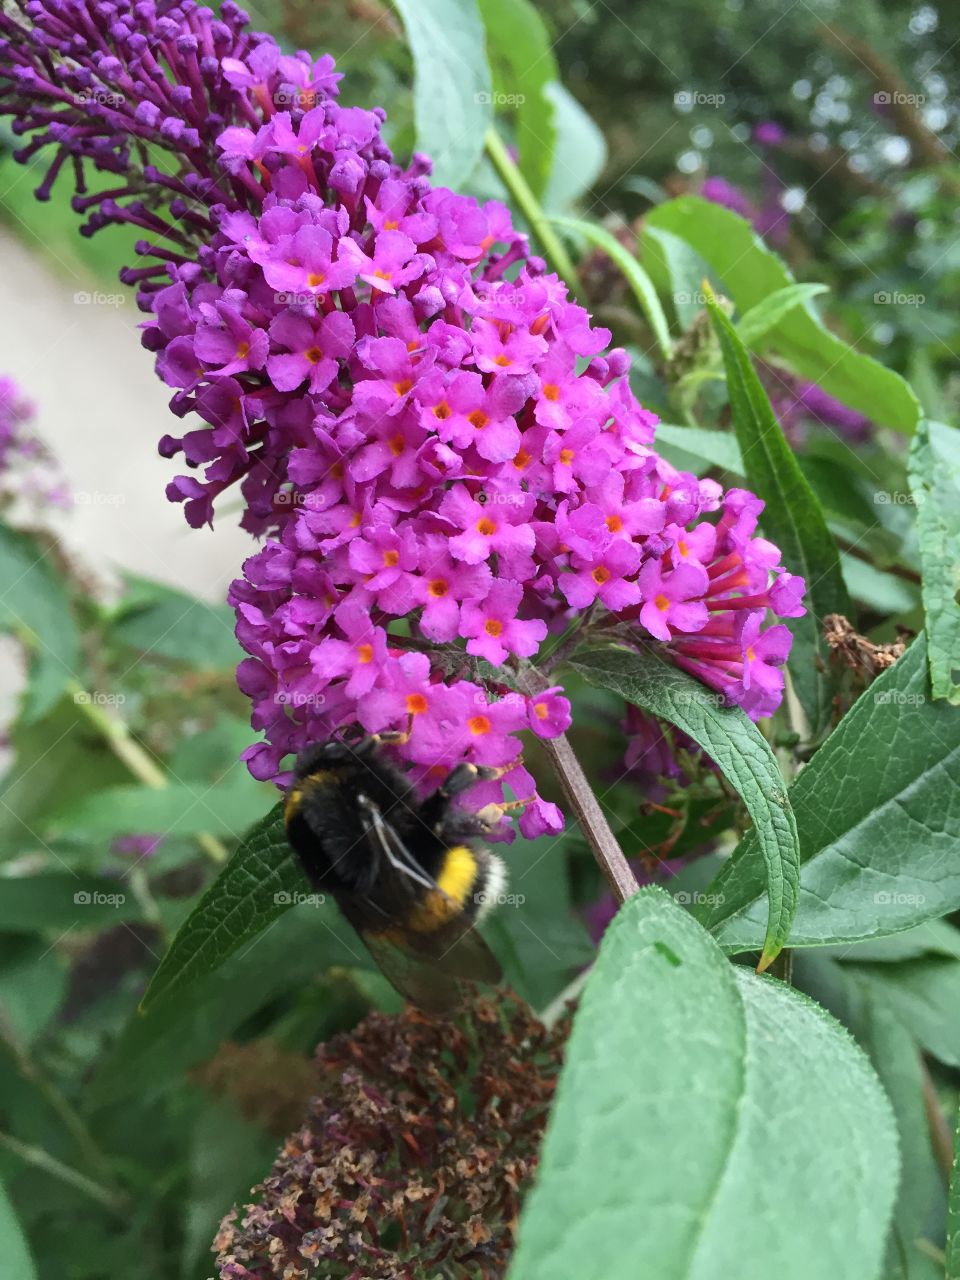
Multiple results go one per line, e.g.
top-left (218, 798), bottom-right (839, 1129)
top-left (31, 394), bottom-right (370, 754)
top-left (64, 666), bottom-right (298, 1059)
top-left (192, 1040), bottom-right (320, 1136)
top-left (213, 991), bottom-right (568, 1280)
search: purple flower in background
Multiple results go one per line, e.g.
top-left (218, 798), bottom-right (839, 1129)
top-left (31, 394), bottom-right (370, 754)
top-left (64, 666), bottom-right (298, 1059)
top-left (0, 377), bottom-right (70, 512)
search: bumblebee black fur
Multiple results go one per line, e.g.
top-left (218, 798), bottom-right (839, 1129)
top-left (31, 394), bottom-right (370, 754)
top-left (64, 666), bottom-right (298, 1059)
top-left (283, 737), bottom-right (506, 1012)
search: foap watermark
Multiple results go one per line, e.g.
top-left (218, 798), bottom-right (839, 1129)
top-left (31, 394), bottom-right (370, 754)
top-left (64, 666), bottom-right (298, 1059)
top-left (274, 890), bottom-right (326, 907)
top-left (673, 289), bottom-right (712, 307)
top-left (476, 489), bottom-right (526, 506)
top-left (873, 690), bottom-right (926, 705)
top-left (874, 290), bottom-right (925, 307)
top-left (73, 689), bottom-right (126, 707)
top-left (273, 290), bottom-right (316, 307)
top-left (874, 90), bottom-right (925, 106)
top-left (273, 691), bottom-right (327, 708)
top-left (74, 890), bottom-right (126, 907)
top-left (474, 890), bottom-right (525, 908)
top-left (73, 88), bottom-right (124, 107)
top-left (674, 89), bottom-right (725, 109)
top-left (274, 489), bottom-right (326, 510)
top-left (674, 890), bottom-right (725, 907)
top-left (273, 87), bottom-right (317, 109)
top-left (874, 490), bottom-right (923, 506)
top-left (73, 290), bottom-right (127, 307)
top-left (874, 890), bottom-right (925, 906)
top-left (475, 90), bottom-right (526, 107)
top-left (674, 689), bottom-right (727, 709)
top-left (73, 489), bottom-right (127, 506)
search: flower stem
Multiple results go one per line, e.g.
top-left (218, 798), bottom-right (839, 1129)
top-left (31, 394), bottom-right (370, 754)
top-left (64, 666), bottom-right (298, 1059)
top-left (540, 732), bottom-right (640, 904)
top-left (483, 127), bottom-right (583, 297)
top-left (67, 681), bottom-right (228, 864)
top-left (0, 1130), bottom-right (127, 1216)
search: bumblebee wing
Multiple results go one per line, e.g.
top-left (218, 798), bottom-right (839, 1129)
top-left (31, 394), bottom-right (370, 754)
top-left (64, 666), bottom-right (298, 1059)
top-left (401, 917), bottom-right (502, 984)
top-left (358, 922), bottom-right (501, 1014)
top-left (358, 929), bottom-right (466, 1014)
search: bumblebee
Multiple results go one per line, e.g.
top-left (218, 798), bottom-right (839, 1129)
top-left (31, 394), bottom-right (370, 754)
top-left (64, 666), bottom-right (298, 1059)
top-left (283, 737), bottom-right (510, 1013)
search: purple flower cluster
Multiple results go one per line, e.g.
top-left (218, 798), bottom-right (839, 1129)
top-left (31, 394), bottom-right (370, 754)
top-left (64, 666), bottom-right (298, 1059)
top-left (0, 0), bottom-right (806, 837)
top-left (0, 376), bottom-right (69, 511)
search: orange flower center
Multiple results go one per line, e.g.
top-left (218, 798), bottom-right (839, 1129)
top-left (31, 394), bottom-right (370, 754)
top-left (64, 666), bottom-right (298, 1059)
top-left (383, 549), bottom-right (400, 567)
top-left (533, 701), bottom-right (549, 719)
top-left (592, 566), bottom-right (611, 585)
top-left (493, 354), bottom-right (511, 367)
top-left (428, 579), bottom-right (448, 598)
top-left (236, 341), bottom-right (250, 360)
top-left (432, 401), bottom-right (452, 420)
top-left (467, 410), bottom-right (490, 430)
top-left (606, 514), bottom-right (623, 533)
top-left (357, 643), bottom-right (374, 664)
top-left (655, 593), bottom-right (671, 612)
top-left (484, 619), bottom-right (504, 637)
top-left (305, 346), bottom-right (323, 364)
top-left (307, 272), bottom-right (325, 287)
top-left (559, 448), bottom-right (575, 466)
top-left (468, 715), bottom-right (492, 735)
top-left (406, 693), bottom-right (429, 715)
top-left (476, 517), bottom-right (496, 536)
top-left (388, 434), bottom-right (405, 456)
top-left (542, 382), bottom-right (560, 402)
top-left (393, 378), bottom-right (413, 396)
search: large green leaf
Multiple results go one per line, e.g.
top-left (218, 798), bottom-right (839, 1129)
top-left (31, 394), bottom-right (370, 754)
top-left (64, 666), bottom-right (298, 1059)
top-left (654, 422), bottom-right (744, 475)
top-left (571, 645), bottom-right (799, 970)
top-left (44, 778), bottom-right (268, 842)
top-left (842, 955), bottom-right (960, 1067)
top-left (0, 874), bottom-right (142, 931)
top-left (478, 0), bottom-right (556, 199)
top-left (509, 889), bottom-right (898, 1280)
top-left (794, 951), bottom-right (943, 1268)
top-left (109, 580), bottom-right (240, 670)
top-left (697, 635), bottom-right (960, 949)
top-left (390, 0), bottom-right (492, 187)
top-left (642, 225), bottom-right (712, 330)
top-left (541, 83), bottom-right (606, 212)
top-left (645, 196), bottom-right (920, 432)
top-left (0, 523), bottom-right (82, 721)
top-left (909, 419), bottom-right (960, 703)
top-left (708, 294), bottom-right (850, 735)
top-left (735, 282), bottom-right (829, 347)
top-left (0, 1180), bottom-right (36, 1280)
top-left (138, 803), bottom-right (304, 1012)
top-left (949, 1100), bottom-right (960, 1280)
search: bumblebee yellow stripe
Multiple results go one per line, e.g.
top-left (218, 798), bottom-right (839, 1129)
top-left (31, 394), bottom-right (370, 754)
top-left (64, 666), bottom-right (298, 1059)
top-left (435, 844), bottom-right (477, 907)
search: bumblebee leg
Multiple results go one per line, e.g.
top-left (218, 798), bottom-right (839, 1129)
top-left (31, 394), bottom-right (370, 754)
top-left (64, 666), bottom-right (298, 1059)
top-left (474, 796), bottom-right (536, 829)
top-left (367, 727), bottom-right (412, 747)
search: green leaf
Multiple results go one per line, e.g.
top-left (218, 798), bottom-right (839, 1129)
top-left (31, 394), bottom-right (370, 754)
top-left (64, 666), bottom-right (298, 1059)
top-left (948, 1099), bottom-right (960, 1280)
top-left (0, 523), bottom-right (82, 721)
top-left (552, 216), bottom-right (672, 360)
top-left (0, 874), bottom-right (142, 931)
top-left (44, 778), bottom-right (268, 842)
top-left (646, 196), bottom-right (920, 432)
top-left (654, 423), bottom-right (744, 475)
top-left (909, 419), bottom-right (960, 703)
top-left (841, 955), bottom-right (960, 1067)
top-left (707, 292), bottom-right (850, 734)
top-left (478, 0), bottom-right (556, 198)
top-left (0, 937), bottom-right (68, 1044)
top-left (571, 645), bottom-right (799, 970)
top-left (509, 889), bottom-right (899, 1280)
top-left (109, 580), bottom-right (240, 670)
top-left (0, 1180), bottom-right (36, 1280)
top-left (793, 952), bottom-right (942, 1268)
top-left (541, 83), bottom-right (606, 212)
top-left (642, 225), bottom-right (713, 330)
top-left (389, 0), bottom-right (491, 187)
top-left (698, 635), bottom-right (960, 950)
top-left (139, 804), bottom-right (306, 1012)
top-left (91, 904), bottom-right (366, 1105)
top-left (735, 282), bottom-right (830, 347)
top-left (840, 554), bottom-right (920, 617)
